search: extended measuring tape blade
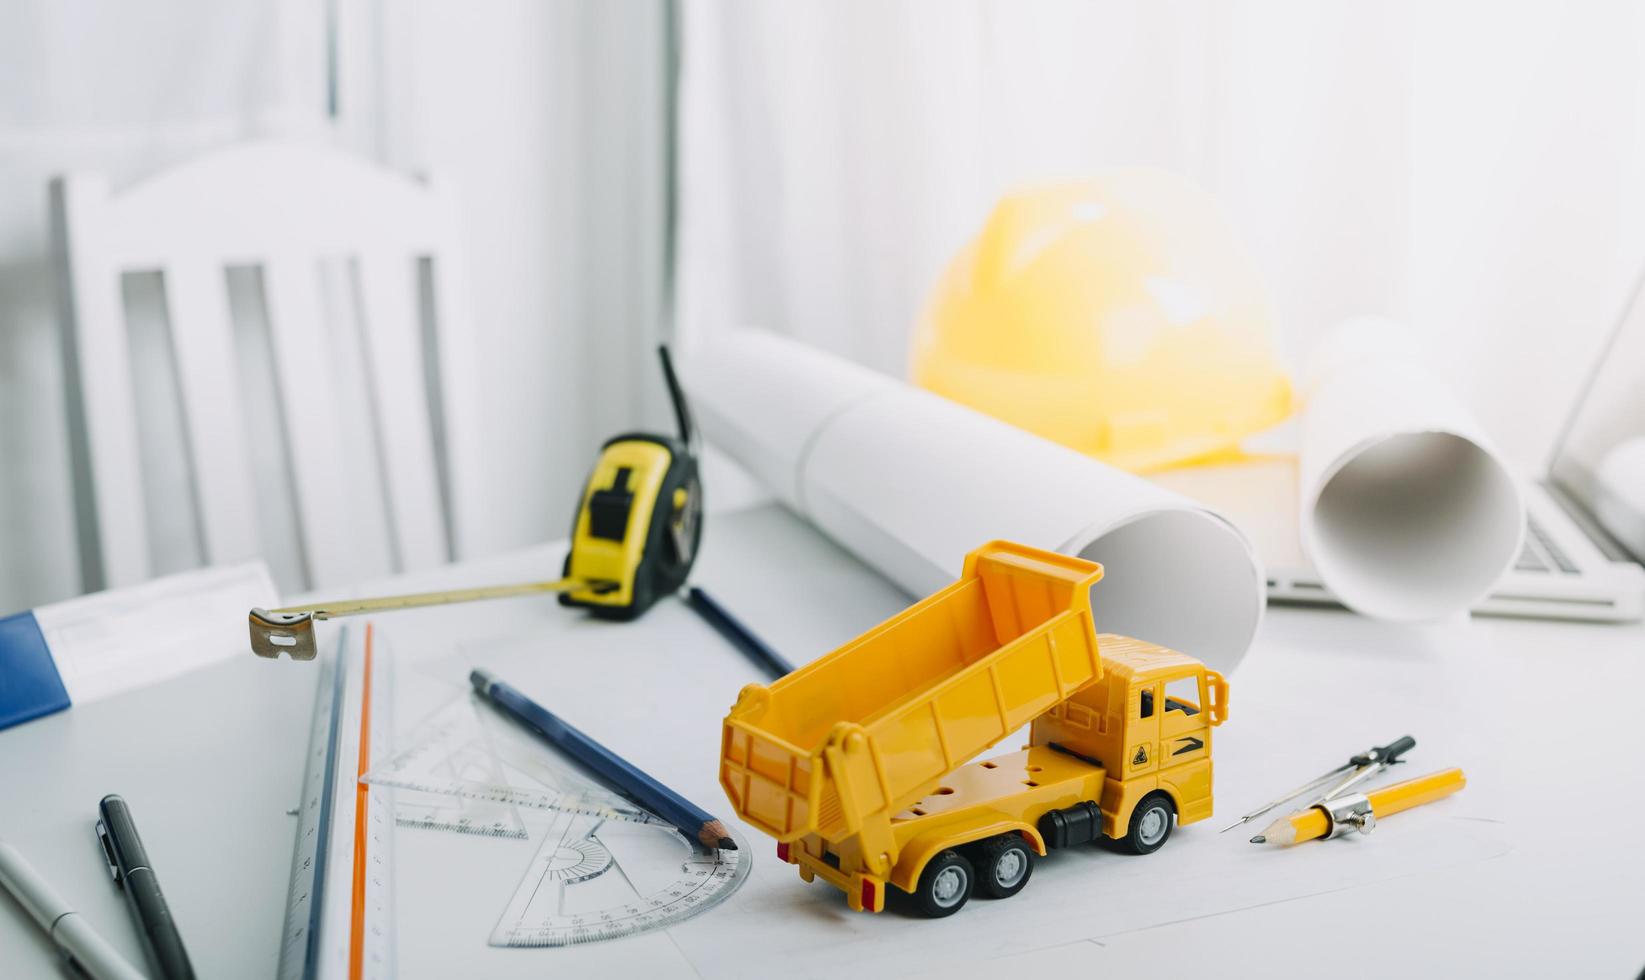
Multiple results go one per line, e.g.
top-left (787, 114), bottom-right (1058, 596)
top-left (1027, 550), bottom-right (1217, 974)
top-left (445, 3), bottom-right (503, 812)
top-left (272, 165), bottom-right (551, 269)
top-left (277, 624), bottom-right (396, 980)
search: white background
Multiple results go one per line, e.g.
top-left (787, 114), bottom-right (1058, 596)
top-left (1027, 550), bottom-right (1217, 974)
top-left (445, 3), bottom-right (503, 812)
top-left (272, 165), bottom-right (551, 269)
top-left (677, 0), bottom-right (1645, 464)
top-left (7, 0), bottom-right (1645, 613)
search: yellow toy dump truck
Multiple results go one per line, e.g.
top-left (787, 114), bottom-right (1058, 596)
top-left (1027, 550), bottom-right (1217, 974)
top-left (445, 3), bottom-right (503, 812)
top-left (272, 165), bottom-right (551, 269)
top-left (719, 541), bottom-right (1227, 917)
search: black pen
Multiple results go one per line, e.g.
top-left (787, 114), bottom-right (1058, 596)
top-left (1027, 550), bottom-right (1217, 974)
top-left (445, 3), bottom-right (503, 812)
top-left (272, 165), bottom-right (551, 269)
top-left (96, 795), bottom-right (195, 980)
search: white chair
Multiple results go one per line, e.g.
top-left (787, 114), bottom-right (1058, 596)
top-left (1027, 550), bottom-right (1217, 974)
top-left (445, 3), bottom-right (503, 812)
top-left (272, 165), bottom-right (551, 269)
top-left (51, 140), bottom-right (482, 595)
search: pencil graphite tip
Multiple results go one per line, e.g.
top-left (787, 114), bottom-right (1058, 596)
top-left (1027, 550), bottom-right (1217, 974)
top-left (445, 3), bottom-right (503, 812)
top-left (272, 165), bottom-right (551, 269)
top-left (698, 820), bottom-right (735, 851)
top-left (1252, 814), bottom-right (1296, 846)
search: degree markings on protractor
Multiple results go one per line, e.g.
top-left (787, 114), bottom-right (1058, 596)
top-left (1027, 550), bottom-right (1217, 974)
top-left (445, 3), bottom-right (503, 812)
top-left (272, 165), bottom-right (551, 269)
top-left (489, 811), bottom-right (750, 948)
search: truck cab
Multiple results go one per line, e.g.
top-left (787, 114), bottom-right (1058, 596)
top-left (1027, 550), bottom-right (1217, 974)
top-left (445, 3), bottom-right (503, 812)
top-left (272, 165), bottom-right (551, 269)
top-left (1032, 637), bottom-right (1228, 839)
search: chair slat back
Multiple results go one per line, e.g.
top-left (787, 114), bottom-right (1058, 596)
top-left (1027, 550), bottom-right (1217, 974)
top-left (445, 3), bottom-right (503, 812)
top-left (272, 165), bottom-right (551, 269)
top-left (52, 140), bottom-right (467, 595)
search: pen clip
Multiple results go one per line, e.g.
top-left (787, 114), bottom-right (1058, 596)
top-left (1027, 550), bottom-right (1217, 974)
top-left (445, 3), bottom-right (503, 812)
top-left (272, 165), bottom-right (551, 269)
top-left (95, 819), bottom-right (122, 885)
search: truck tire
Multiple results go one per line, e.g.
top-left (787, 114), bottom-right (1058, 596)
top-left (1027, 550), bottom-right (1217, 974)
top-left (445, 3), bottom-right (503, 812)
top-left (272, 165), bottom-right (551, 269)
top-left (1120, 793), bottom-right (1175, 855)
top-left (914, 850), bottom-right (974, 917)
top-left (975, 835), bottom-right (1035, 899)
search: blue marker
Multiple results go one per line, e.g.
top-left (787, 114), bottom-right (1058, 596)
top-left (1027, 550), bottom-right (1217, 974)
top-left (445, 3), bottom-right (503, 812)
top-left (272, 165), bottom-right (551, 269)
top-left (470, 670), bottom-right (735, 851)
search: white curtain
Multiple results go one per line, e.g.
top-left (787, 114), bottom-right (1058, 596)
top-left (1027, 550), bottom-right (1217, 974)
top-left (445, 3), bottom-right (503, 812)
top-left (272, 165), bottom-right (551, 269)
top-left (0, 0), bottom-right (671, 612)
top-left (675, 0), bottom-right (1645, 469)
top-left (0, 0), bottom-right (328, 610)
top-left (370, 1), bottom-right (674, 561)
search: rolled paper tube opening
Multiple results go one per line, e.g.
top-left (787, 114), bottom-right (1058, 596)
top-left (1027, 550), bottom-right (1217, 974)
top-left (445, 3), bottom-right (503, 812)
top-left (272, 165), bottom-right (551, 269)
top-left (1074, 509), bottom-right (1263, 674)
top-left (1307, 431), bottom-right (1523, 621)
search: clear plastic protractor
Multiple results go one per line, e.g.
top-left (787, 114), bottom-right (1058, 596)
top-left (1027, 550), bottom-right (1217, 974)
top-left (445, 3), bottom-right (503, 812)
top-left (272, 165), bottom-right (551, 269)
top-left (488, 807), bottom-right (751, 947)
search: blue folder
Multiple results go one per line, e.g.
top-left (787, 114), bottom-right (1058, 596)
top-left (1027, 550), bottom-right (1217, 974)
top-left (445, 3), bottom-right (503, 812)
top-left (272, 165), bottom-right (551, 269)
top-left (0, 610), bottom-right (72, 730)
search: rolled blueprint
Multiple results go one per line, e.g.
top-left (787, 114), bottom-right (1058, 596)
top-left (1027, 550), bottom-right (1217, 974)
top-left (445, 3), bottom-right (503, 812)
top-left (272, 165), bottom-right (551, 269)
top-left (682, 330), bottom-right (1265, 673)
top-left (1299, 317), bottom-right (1524, 620)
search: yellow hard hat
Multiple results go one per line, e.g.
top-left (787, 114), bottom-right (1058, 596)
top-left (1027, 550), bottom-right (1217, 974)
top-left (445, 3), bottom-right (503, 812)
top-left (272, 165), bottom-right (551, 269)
top-left (911, 170), bottom-right (1292, 472)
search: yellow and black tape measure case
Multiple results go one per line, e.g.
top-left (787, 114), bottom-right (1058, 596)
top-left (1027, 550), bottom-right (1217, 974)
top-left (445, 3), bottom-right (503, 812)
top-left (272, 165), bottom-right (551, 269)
top-left (560, 430), bottom-right (701, 620)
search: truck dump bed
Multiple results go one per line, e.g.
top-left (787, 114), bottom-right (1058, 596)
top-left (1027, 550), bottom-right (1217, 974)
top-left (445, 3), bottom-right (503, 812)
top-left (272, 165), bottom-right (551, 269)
top-left (720, 541), bottom-right (1105, 844)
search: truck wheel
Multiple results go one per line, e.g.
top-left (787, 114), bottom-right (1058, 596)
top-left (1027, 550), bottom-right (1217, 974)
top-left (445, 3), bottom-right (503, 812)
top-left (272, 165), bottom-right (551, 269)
top-left (914, 850), bottom-right (974, 917)
top-left (975, 835), bottom-right (1034, 899)
top-left (1120, 794), bottom-right (1175, 855)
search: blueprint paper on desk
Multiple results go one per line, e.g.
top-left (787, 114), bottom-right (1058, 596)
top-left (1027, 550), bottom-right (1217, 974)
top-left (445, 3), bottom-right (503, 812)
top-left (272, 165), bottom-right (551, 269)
top-left (0, 562), bottom-right (276, 729)
top-left (389, 622), bottom-right (1506, 980)
top-left (356, 507), bottom-right (1509, 980)
top-left (673, 813), bottom-right (1505, 980)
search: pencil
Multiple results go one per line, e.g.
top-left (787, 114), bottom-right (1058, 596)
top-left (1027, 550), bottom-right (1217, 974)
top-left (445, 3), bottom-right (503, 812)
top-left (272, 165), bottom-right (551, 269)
top-left (685, 586), bottom-right (795, 679)
top-left (1250, 768), bottom-right (1466, 846)
top-left (470, 669), bottom-right (736, 851)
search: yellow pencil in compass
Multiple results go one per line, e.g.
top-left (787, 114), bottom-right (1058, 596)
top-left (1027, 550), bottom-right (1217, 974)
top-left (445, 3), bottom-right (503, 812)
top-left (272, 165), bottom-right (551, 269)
top-left (1250, 768), bottom-right (1466, 846)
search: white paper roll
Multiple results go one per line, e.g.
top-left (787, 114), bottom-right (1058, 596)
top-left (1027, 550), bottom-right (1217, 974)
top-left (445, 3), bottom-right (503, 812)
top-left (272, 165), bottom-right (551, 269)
top-left (1299, 317), bottom-right (1525, 621)
top-left (684, 331), bottom-right (1265, 673)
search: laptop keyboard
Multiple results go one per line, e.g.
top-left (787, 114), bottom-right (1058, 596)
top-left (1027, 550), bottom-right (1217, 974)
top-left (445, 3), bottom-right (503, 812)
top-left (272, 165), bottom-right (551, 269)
top-left (1515, 514), bottom-right (1580, 574)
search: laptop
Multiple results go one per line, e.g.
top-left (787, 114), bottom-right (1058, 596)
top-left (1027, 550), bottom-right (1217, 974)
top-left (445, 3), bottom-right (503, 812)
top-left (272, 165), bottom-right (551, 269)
top-left (1470, 266), bottom-right (1645, 621)
top-left (1158, 273), bottom-right (1645, 622)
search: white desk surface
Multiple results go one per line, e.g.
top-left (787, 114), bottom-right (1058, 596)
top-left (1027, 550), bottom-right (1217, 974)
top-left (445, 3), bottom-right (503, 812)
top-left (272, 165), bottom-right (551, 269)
top-left (2, 502), bottom-right (1642, 979)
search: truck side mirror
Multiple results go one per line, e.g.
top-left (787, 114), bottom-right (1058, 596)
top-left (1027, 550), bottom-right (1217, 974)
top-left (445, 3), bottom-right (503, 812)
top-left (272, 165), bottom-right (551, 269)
top-left (1205, 670), bottom-right (1228, 726)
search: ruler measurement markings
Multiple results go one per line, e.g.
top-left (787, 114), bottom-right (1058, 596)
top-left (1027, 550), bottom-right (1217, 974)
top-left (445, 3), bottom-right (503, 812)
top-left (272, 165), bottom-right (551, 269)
top-left (277, 624), bottom-right (397, 980)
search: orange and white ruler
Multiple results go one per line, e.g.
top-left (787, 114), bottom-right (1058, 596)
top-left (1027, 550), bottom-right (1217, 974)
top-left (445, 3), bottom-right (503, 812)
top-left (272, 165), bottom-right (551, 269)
top-left (277, 623), bottom-right (396, 980)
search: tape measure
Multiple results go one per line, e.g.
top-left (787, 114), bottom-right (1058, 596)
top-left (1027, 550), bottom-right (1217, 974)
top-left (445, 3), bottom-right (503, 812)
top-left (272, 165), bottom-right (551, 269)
top-left (250, 346), bottom-right (704, 660)
top-left (558, 344), bottom-right (702, 620)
